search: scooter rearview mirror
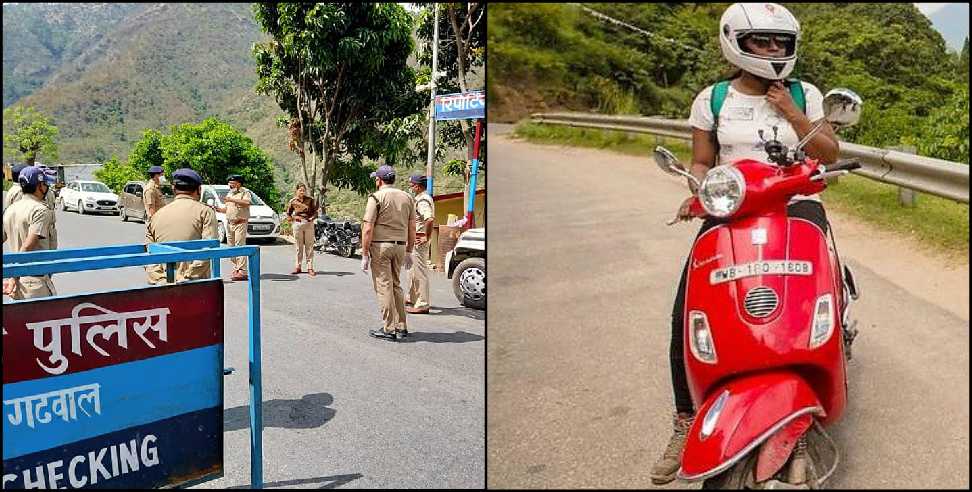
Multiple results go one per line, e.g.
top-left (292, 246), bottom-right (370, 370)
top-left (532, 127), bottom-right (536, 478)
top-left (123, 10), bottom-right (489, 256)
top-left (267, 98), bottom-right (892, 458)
top-left (653, 146), bottom-right (685, 176)
top-left (823, 88), bottom-right (863, 130)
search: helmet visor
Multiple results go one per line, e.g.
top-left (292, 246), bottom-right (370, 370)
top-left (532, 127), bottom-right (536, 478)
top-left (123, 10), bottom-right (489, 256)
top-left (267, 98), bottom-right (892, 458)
top-left (738, 32), bottom-right (796, 58)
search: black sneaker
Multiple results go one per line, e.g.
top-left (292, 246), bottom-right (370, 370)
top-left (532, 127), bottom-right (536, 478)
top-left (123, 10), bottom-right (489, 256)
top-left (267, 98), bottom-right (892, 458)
top-left (398, 328), bottom-right (409, 338)
top-left (369, 329), bottom-right (399, 342)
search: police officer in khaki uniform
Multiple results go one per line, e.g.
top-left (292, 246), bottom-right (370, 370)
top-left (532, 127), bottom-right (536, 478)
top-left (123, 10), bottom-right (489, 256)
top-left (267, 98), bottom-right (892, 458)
top-left (361, 165), bottom-right (415, 341)
top-left (145, 168), bottom-right (218, 284)
top-left (3, 167), bottom-right (58, 299)
top-left (2, 164), bottom-right (30, 213)
top-left (285, 183), bottom-right (319, 276)
top-left (405, 174), bottom-right (435, 314)
top-left (213, 174), bottom-right (251, 281)
top-left (143, 165), bottom-right (169, 283)
top-left (4, 165), bottom-right (58, 248)
top-left (144, 165), bottom-right (167, 219)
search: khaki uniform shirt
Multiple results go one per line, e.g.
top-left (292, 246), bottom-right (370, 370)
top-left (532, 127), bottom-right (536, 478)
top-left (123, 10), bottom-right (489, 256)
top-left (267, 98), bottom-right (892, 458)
top-left (414, 191), bottom-right (434, 235)
top-left (3, 194), bottom-right (57, 295)
top-left (3, 184), bottom-right (22, 213)
top-left (4, 185), bottom-right (56, 248)
top-left (225, 187), bottom-right (251, 225)
top-left (146, 194), bottom-right (218, 281)
top-left (363, 186), bottom-right (414, 242)
top-left (286, 195), bottom-right (318, 225)
top-left (143, 179), bottom-right (165, 217)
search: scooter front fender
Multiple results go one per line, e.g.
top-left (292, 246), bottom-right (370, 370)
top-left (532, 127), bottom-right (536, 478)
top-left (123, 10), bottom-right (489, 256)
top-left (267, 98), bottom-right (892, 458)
top-left (677, 371), bottom-right (825, 481)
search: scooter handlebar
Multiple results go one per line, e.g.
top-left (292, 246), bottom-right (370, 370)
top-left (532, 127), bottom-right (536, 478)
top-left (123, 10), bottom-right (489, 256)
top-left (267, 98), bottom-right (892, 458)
top-left (828, 159), bottom-right (861, 172)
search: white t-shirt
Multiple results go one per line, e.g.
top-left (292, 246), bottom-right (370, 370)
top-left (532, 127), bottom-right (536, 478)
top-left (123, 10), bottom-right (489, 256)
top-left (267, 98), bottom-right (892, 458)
top-left (688, 80), bottom-right (825, 202)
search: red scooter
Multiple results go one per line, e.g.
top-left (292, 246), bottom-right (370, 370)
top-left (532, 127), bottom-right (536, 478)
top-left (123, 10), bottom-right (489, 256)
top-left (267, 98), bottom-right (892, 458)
top-left (655, 88), bottom-right (863, 489)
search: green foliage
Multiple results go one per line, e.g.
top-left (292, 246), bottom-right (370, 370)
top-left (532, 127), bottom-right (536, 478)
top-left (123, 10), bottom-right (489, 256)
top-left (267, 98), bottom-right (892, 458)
top-left (904, 84), bottom-right (970, 164)
top-left (490, 3), bottom-right (969, 161)
top-left (3, 106), bottom-right (60, 165)
top-left (128, 129), bottom-right (165, 173)
top-left (94, 155), bottom-right (143, 193)
top-left (961, 37), bottom-right (970, 82)
top-left (158, 117), bottom-right (281, 209)
top-left (252, 3), bottom-right (424, 211)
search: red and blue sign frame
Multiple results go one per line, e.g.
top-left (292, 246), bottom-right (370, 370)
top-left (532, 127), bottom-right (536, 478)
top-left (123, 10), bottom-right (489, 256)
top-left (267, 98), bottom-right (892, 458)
top-left (3, 239), bottom-right (264, 489)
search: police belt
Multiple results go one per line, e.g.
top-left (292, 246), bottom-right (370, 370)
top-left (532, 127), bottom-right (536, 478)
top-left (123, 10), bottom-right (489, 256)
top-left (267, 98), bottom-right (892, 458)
top-left (372, 240), bottom-right (406, 245)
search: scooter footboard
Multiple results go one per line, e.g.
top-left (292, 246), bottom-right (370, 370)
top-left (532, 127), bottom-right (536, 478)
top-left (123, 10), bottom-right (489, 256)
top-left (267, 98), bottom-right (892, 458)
top-left (677, 371), bottom-right (825, 481)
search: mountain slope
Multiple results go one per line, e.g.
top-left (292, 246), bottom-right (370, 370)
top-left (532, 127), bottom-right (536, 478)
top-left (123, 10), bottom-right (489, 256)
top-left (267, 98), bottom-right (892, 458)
top-left (3, 3), bottom-right (292, 179)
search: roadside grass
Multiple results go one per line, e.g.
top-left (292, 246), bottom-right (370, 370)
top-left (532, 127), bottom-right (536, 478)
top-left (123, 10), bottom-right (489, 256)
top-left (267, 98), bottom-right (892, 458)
top-left (513, 121), bottom-right (969, 260)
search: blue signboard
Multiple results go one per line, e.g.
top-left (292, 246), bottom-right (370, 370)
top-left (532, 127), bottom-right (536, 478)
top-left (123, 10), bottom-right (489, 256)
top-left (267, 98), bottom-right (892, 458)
top-left (435, 90), bottom-right (485, 120)
top-left (2, 280), bottom-right (224, 489)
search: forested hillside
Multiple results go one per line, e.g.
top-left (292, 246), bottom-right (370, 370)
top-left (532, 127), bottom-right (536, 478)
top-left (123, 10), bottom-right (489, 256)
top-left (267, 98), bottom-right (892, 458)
top-left (2, 3), bottom-right (290, 173)
top-left (488, 3), bottom-right (969, 163)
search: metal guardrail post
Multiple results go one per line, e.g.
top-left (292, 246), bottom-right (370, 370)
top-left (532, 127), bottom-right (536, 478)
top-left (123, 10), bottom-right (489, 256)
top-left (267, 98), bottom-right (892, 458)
top-left (890, 145), bottom-right (918, 207)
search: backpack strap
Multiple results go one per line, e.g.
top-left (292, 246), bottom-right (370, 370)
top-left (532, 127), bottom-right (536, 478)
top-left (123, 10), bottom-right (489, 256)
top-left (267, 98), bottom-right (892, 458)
top-left (785, 78), bottom-right (806, 114)
top-left (709, 80), bottom-right (731, 164)
top-left (710, 80), bottom-right (731, 129)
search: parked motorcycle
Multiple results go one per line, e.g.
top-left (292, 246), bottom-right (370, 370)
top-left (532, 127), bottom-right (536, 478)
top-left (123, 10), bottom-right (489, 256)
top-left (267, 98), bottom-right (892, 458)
top-left (655, 88), bottom-right (864, 489)
top-left (314, 216), bottom-right (360, 258)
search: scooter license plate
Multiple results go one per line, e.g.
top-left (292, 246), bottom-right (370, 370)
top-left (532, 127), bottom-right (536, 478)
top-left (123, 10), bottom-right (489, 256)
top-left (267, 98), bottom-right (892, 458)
top-left (710, 261), bottom-right (813, 285)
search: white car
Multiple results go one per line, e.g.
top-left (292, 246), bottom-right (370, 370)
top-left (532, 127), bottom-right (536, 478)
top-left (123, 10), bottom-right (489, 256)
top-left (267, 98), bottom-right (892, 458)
top-left (58, 180), bottom-right (120, 215)
top-left (200, 185), bottom-right (281, 243)
top-left (446, 227), bottom-right (485, 310)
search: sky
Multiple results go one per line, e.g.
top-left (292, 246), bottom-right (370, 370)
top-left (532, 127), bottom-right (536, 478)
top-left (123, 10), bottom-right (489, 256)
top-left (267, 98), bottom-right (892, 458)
top-left (914, 3), bottom-right (951, 15)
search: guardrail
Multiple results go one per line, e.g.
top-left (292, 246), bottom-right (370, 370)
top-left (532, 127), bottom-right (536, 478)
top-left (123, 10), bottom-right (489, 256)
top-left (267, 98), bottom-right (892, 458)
top-left (531, 112), bottom-right (969, 204)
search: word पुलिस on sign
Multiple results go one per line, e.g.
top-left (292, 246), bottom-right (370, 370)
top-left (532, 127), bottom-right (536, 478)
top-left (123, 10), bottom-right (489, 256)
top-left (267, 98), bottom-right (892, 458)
top-left (2, 280), bottom-right (225, 489)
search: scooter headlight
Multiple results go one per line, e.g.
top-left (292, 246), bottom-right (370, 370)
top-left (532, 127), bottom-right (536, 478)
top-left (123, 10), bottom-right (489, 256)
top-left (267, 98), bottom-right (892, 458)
top-left (809, 294), bottom-right (834, 349)
top-left (688, 310), bottom-right (718, 364)
top-left (699, 165), bottom-right (745, 218)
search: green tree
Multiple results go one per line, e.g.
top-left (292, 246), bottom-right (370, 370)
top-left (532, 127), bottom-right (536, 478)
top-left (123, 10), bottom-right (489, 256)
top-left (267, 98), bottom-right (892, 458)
top-left (3, 106), bottom-right (60, 165)
top-left (158, 117), bottom-right (281, 209)
top-left (252, 3), bottom-right (424, 213)
top-left (94, 155), bottom-right (143, 193)
top-left (961, 37), bottom-right (969, 83)
top-left (127, 129), bottom-right (165, 173)
top-left (416, 3), bottom-right (486, 203)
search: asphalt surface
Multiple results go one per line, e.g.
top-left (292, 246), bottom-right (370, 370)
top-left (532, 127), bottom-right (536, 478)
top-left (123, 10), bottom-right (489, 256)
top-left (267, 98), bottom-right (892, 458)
top-left (486, 124), bottom-right (969, 489)
top-left (3, 204), bottom-right (485, 489)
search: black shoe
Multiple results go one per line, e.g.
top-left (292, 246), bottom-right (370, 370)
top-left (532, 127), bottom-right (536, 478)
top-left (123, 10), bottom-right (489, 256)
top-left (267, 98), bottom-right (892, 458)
top-left (398, 328), bottom-right (409, 338)
top-left (369, 329), bottom-right (399, 341)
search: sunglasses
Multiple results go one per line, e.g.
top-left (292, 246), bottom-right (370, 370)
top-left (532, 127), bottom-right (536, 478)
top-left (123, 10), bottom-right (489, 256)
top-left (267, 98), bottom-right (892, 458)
top-left (745, 34), bottom-right (793, 49)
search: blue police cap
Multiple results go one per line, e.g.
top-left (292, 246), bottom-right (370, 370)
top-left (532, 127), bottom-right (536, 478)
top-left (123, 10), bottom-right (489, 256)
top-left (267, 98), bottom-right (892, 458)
top-left (148, 165), bottom-right (164, 175)
top-left (18, 166), bottom-right (47, 187)
top-left (11, 164), bottom-right (29, 180)
top-left (370, 165), bottom-right (396, 179)
top-left (172, 168), bottom-right (203, 186)
top-left (409, 174), bottom-right (428, 186)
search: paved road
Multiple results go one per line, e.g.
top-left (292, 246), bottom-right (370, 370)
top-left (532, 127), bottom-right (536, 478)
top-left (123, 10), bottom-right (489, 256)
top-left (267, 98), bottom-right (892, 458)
top-left (486, 124), bottom-right (969, 489)
top-left (3, 205), bottom-right (485, 489)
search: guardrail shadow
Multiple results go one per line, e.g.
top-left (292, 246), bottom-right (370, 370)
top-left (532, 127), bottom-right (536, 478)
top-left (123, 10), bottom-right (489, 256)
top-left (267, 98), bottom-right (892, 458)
top-left (224, 392), bottom-right (336, 431)
top-left (227, 473), bottom-right (363, 489)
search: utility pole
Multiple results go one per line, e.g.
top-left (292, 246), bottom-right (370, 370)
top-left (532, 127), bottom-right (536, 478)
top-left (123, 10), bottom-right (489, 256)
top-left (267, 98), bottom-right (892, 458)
top-left (425, 3), bottom-right (440, 198)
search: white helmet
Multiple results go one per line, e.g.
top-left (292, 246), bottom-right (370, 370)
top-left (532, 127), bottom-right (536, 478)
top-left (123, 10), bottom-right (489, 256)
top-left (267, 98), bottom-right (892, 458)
top-left (719, 3), bottom-right (800, 80)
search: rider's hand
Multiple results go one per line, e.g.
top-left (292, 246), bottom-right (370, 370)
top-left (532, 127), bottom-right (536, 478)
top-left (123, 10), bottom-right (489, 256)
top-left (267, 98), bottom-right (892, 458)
top-left (361, 255), bottom-right (370, 272)
top-left (767, 81), bottom-right (800, 122)
top-left (3, 278), bottom-right (16, 296)
top-left (677, 196), bottom-right (697, 221)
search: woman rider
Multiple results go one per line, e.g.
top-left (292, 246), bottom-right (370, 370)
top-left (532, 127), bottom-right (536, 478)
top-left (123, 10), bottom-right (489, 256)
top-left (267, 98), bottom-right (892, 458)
top-left (650, 3), bottom-right (840, 485)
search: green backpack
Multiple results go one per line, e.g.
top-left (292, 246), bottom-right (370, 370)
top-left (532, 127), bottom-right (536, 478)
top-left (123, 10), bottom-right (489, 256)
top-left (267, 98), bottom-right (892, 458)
top-left (709, 78), bottom-right (806, 154)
